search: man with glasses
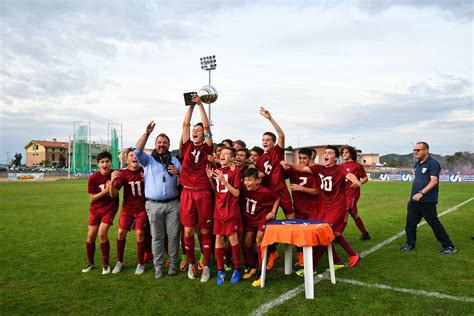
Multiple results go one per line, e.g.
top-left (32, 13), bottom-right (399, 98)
top-left (400, 142), bottom-right (457, 254)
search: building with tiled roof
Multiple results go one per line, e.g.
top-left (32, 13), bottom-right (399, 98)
top-left (25, 139), bottom-right (69, 167)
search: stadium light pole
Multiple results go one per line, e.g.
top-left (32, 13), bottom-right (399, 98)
top-left (200, 55), bottom-right (217, 126)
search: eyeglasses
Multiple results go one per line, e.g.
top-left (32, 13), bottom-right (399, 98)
top-left (413, 149), bottom-right (425, 152)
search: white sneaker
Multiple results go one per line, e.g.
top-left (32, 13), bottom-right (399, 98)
top-left (135, 264), bottom-right (145, 275)
top-left (102, 265), bottom-right (111, 275)
top-left (188, 264), bottom-right (196, 280)
top-left (112, 261), bottom-right (124, 274)
top-left (81, 263), bottom-right (94, 273)
top-left (200, 266), bottom-right (210, 283)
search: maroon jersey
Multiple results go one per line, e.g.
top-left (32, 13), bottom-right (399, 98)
top-left (309, 164), bottom-right (348, 213)
top-left (283, 168), bottom-right (319, 216)
top-left (114, 167), bottom-right (146, 212)
top-left (88, 171), bottom-right (119, 215)
top-left (213, 167), bottom-right (242, 221)
top-left (240, 186), bottom-right (278, 226)
top-left (180, 139), bottom-right (214, 189)
top-left (256, 144), bottom-right (286, 191)
top-left (341, 161), bottom-right (367, 199)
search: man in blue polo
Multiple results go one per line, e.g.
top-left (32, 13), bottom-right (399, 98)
top-left (135, 121), bottom-right (182, 278)
top-left (400, 141), bottom-right (457, 254)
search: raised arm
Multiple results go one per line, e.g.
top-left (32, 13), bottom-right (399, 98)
top-left (182, 104), bottom-right (195, 144)
top-left (136, 121), bottom-right (155, 151)
top-left (260, 107), bottom-right (285, 148)
top-left (280, 161), bottom-right (313, 174)
top-left (346, 173), bottom-right (361, 188)
top-left (194, 94), bottom-right (213, 146)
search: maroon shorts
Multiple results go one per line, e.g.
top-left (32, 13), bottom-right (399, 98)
top-left (180, 188), bottom-right (213, 229)
top-left (88, 210), bottom-right (117, 226)
top-left (213, 216), bottom-right (242, 236)
top-left (319, 208), bottom-right (347, 234)
top-left (244, 221), bottom-right (267, 233)
top-left (346, 195), bottom-right (360, 215)
top-left (276, 187), bottom-right (294, 216)
top-left (119, 209), bottom-right (147, 231)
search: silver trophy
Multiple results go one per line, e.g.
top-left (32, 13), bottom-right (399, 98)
top-left (198, 85), bottom-right (218, 104)
top-left (200, 55), bottom-right (218, 125)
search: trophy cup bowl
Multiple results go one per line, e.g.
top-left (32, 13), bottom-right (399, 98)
top-left (198, 85), bottom-right (218, 104)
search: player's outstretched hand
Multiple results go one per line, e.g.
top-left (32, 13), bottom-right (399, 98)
top-left (206, 165), bottom-right (214, 179)
top-left (266, 212), bottom-right (276, 220)
top-left (290, 184), bottom-right (304, 192)
top-left (280, 160), bottom-right (290, 169)
top-left (146, 121), bottom-right (156, 135)
top-left (350, 180), bottom-right (361, 188)
top-left (167, 164), bottom-right (179, 175)
top-left (259, 107), bottom-right (272, 120)
top-left (191, 94), bottom-right (202, 105)
top-left (213, 169), bottom-right (226, 184)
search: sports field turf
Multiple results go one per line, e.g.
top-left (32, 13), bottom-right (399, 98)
top-left (0, 180), bottom-right (473, 315)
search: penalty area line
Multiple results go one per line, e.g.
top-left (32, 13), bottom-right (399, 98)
top-left (250, 197), bottom-right (474, 315)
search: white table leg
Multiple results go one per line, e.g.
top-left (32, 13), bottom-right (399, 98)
top-left (327, 243), bottom-right (336, 284)
top-left (261, 246), bottom-right (268, 288)
top-left (302, 246), bottom-right (314, 299)
top-left (284, 244), bottom-right (292, 275)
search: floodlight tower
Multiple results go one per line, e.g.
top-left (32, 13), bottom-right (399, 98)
top-left (200, 55), bottom-right (217, 126)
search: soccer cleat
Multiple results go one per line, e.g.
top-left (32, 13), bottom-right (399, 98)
top-left (144, 252), bottom-right (154, 263)
top-left (266, 250), bottom-right (280, 270)
top-left (400, 244), bottom-right (415, 251)
top-left (325, 264), bottom-right (346, 272)
top-left (81, 263), bottom-right (94, 273)
top-left (216, 270), bottom-right (226, 286)
top-left (200, 266), bottom-right (211, 283)
top-left (440, 246), bottom-right (458, 255)
top-left (295, 268), bottom-right (317, 278)
top-left (230, 270), bottom-right (241, 284)
top-left (348, 253), bottom-right (360, 268)
top-left (224, 263), bottom-right (232, 272)
top-left (243, 264), bottom-right (250, 274)
top-left (112, 261), bottom-right (124, 274)
top-left (296, 252), bottom-right (304, 268)
top-left (135, 264), bottom-right (145, 275)
top-left (154, 265), bottom-right (163, 279)
top-left (251, 271), bottom-right (262, 287)
top-left (243, 268), bottom-right (257, 279)
top-left (198, 254), bottom-right (205, 270)
top-left (102, 265), bottom-right (111, 275)
top-left (188, 264), bottom-right (197, 280)
top-left (360, 232), bottom-right (371, 241)
top-left (180, 255), bottom-right (188, 272)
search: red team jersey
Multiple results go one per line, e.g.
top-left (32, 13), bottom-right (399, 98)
top-left (88, 171), bottom-right (119, 215)
top-left (283, 168), bottom-right (319, 216)
top-left (114, 167), bottom-right (146, 212)
top-left (256, 144), bottom-right (286, 191)
top-left (179, 139), bottom-right (214, 189)
top-left (309, 164), bottom-right (348, 213)
top-left (240, 186), bottom-right (278, 226)
top-left (213, 167), bottom-right (242, 221)
top-left (341, 161), bottom-right (367, 199)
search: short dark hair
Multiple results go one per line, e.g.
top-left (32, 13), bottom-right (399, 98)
top-left (234, 139), bottom-right (247, 148)
top-left (244, 167), bottom-right (259, 179)
top-left (237, 147), bottom-right (250, 159)
top-left (123, 147), bottom-right (134, 160)
top-left (214, 143), bottom-right (225, 154)
top-left (97, 151), bottom-right (112, 162)
top-left (156, 133), bottom-right (170, 143)
top-left (298, 148), bottom-right (313, 157)
top-left (222, 146), bottom-right (237, 157)
top-left (222, 139), bottom-right (233, 147)
top-left (263, 132), bottom-right (276, 143)
top-left (325, 145), bottom-right (340, 158)
top-left (342, 145), bottom-right (357, 161)
top-left (194, 122), bottom-right (204, 128)
top-left (250, 146), bottom-right (264, 156)
top-left (417, 142), bottom-right (430, 150)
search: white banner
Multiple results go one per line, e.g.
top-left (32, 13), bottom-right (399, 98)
top-left (8, 173), bottom-right (44, 181)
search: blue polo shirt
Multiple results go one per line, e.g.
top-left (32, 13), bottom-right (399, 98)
top-left (411, 155), bottom-right (441, 203)
top-left (134, 149), bottom-right (181, 201)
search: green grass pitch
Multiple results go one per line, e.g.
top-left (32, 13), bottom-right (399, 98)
top-left (0, 180), bottom-right (473, 315)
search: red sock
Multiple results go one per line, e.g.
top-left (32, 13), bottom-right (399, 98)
top-left (137, 241), bottom-right (145, 265)
top-left (184, 236), bottom-right (195, 264)
top-left (257, 246), bottom-right (263, 270)
top-left (86, 242), bottom-right (95, 264)
top-left (201, 233), bottom-right (213, 266)
top-left (224, 241), bottom-right (232, 265)
top-left (100, 240), bottom-right (110, 266)
top-left (312, 246), bottom-right (325, 267)
top-left (354, 217), bottom-right (368, 234)
top-left (244, 246), bottom-right (255, 266)
top-left (231, 244), bottom-right (241, 270)
top-left (336, 235), bottom-right (356, 256)
top-left (215, 247), bottom-right (225, 271)
top-left (117, 239), bottom-right (126, 262)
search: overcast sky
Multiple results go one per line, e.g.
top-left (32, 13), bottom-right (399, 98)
top-left (1, 0), bottom-right (472, 163)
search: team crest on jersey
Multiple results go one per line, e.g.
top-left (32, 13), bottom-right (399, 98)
top-left (422, 168), bottom-right (427, 173)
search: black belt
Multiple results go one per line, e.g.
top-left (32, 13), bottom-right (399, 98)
top-left (146, 197), bottom-right (178, 203)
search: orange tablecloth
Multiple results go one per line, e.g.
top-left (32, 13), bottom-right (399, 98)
top-left (261, 220), bottom-right (335, 249)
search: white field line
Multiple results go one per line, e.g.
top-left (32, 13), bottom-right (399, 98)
top-left (250, 197), bottom-right (474, 315)
top-left (337, 278), bottom-right (474, 303)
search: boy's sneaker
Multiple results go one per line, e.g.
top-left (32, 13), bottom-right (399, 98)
top-left (295, 268), bottom-right (317, 278)
top-left (135, 264), bottom-right (145, 275)
top-left (243, 264), bottom-right (250, 274)
top-left (112, 261), bottom-right (124, 274)
top-left (187, 264), bottom-right (197, 280)
top-left (198, 254), bottom-right (205, 270)
top-left (348, 253), bottom-right (360, 267)
top-left (154, 265), bottom-right (163, 279)
top-left (440, 246), bottom-right (458, 255)
top-left (216, 270), bottom-right (226, 286)
top-left (360, 232), bottom-right (371, 241)
top-left (81, 263), bottom-right (94, 273)
top-left (251, 271), bottom-right (262, 287)
top-left (243, 267), bottom-right (257, 279)
top-left (266, 251), bottom-right (279, 270)
top-left (180, 255), bottom-right (188, 272)
top-left (224, 263), bottom-right (232, 272)
top-left (400, 244), bottom-right (415, 251)
top-left (325, 264), bottom-right (346, 272)
top-left (200, 266), bottom-right (211, 283)
top-left (102, 265), bottom-right (111, 275)
top-left (230, 270), bottom-right (241, 284)
top-left (295, 252), bottom-right (304, 268)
